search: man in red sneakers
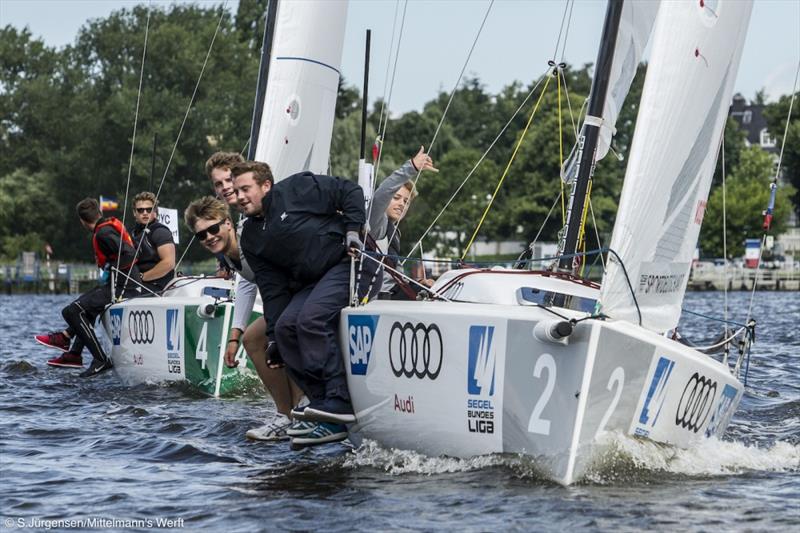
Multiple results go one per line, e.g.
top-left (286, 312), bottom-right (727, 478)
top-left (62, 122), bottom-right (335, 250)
top-left (35, 198), bottom-right (142, 376)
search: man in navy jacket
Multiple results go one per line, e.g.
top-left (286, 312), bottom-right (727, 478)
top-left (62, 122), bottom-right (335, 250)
top-left (237, 161), bottom-right (365, 446)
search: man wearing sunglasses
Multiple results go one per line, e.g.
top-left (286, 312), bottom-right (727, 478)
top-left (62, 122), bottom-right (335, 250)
top-left (130, 192), bottom-right (175, 293)
top-left (235, 160), bottom-right (366, 447)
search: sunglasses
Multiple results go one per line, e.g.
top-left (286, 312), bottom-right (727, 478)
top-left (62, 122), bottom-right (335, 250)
top-left (195, 220), bottom-right (225, 241)
top-left (135, 207), bottom-right (154, 214)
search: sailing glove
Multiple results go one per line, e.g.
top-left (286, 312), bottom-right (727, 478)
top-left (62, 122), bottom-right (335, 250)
top-left (346, 231), bottom-right (363, 252)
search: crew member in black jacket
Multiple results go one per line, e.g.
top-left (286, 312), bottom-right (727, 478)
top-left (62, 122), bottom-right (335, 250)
top-left (34, 198), bottom-right (142, 377)
top-left (235, 161), bottom-right (365, 446)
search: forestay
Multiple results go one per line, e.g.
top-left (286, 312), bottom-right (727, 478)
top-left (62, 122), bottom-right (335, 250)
top-left (600, 0), bottom-right (753, 332)
top-left (252, 0), bottom-right (348, 182)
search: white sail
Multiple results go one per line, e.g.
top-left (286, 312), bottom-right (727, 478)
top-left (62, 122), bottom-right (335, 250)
top-left (599, 0), bottom-right (753, 332)
top-left (596, 0), bottom-right (658, 160)
top-left (253, 0), bottom-right (349, 181)
top-left (562, 1), bottom-right (657, 181)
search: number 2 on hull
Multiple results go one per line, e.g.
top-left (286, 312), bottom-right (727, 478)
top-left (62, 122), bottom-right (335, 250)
top-left (528, 353), bottom-right (556, 435)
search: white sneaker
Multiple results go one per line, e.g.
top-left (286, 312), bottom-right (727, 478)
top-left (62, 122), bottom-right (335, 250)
top-left (245, 416), bottom-right (291, 441)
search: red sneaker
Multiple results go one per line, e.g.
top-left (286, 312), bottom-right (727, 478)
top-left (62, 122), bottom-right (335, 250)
top-left (47, 352), bottom-right (83, 368)
top-left (34, 331), bottom-right (71, 352)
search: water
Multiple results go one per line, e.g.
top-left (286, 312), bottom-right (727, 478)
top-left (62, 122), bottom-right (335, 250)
top-left (1, 292), bottom-right (797, 531)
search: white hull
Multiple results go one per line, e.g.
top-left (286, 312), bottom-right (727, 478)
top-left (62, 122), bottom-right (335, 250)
top-left (100, 277), bottom-right (259, 397)
top-left (341, 271), bottom-right (743, 485)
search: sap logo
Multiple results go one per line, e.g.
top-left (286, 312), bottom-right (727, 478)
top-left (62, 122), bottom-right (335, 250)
top-left (637, 356), bottom-right (675, 434)
top-left (705, 384), bottom-right (738, 438)
top-left (166, 309), bottom-right (180, 351)
top-left (348, 315), bottom-right (379, 376)
top-left (109, 308), bottom-right (124, 346)
top-left (468, 325), bottom-right (496, 396)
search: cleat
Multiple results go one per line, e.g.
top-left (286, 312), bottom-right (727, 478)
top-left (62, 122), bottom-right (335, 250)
top-left (246, 417), bottom-right (292, 441)
top-left (47, 352), bottom-right (83, 368)
top-left (34, 331), bottom-right (71, 352)
top-left (302, 399), bottom-right (356, 424)
top-left (290, 422), bottom-right (347, 447)
top-left (286, 420), bottom-right (317, 437)
top-left (78, 358), bottom-right (113, 378)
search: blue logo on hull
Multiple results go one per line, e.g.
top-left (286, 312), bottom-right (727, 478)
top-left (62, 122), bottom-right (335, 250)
top-left (348, 315), bottom-right (379, 375)
top-left (468, 325), bottom-right (495, 396)
top-left (705, 384), bottom-right (738, 437)
top-left (109, 308), bottom-right (124, 345)
top-left (166, 309), bottom-right (180, 351)
top-left (636, 356), bottom-right (675, 436)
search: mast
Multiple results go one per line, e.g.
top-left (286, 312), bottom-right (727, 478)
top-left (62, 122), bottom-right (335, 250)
top-left (360, 29), bottom-right (371, 161)
top-left (557, 0), bottom-right (624, 272)
top-left (247, 0), bottom-right (279, 160)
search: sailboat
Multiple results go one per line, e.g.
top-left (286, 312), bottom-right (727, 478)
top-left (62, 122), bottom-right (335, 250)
top-left (341, 0), bottom-right (755, 485)
top-left (101, 0), bottom-right (349, 396)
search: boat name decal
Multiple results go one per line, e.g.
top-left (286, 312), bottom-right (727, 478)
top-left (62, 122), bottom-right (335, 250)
top-left (638, 273), bottom-right (686, 295)
top-left (675, 372), bottom-right (717, 433)
top-left (389, 321), bottom-right (443, 380)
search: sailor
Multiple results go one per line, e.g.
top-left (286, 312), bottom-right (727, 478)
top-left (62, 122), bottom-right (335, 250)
top-left (206, 152), bottom-right (311, 440)
top-left (367, 146), bottom-right (437, 300)
top-left (235, 160), bottom-right (365, 447)
top-left (205, 151), bottom-right (244, 278)
top-left (34, 198), bottom-right (142, 376)
top-left (130, 191), bottom-right (175, 293)
top-left (183, 196), bottom-right (305, 440)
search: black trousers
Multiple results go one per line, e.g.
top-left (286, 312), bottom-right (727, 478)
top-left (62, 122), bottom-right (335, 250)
top-left (274, 262), bottom-right (351, 403)
top-left (63, 269), bottom-right (141, 363)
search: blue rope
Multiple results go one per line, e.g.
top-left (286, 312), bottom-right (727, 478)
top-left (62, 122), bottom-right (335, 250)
top-left (680, 307), bottom-right (748, 328)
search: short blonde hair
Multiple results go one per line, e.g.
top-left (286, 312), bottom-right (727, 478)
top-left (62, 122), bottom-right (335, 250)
top-left (401, 181), bottom-right (419, 199)
top-left (184, 196), bottom-right (230, 230)
top-left (132, 191), bottom-right (157, 208)
top-left (205, 152), bottom-right (244, 179)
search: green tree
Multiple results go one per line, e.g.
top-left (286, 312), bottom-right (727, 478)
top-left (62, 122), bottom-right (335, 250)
top-left (700, 147), bottom-right (795, 258)
top-left (763, 91), bottom-right (800, 219)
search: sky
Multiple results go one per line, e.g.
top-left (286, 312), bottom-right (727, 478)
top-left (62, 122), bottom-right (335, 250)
top-left (2, 0), bottom-right (799, 115)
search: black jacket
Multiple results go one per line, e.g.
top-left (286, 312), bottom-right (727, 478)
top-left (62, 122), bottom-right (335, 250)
top-left (241, 172), bottom-right (365, 337)
top-left (131, 221), bottom-right (175, 283)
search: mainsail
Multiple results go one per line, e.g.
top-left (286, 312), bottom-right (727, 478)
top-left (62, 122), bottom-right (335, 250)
top-left (599, 0), bottom-right (753, 332)
top-left (252, 0), bottom-right (348, 181)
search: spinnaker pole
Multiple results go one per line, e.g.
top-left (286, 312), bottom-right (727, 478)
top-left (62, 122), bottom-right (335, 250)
top-left (247, 0), bottom-right (279, 160)
top-left (557, 0), bottom-right (624, 272)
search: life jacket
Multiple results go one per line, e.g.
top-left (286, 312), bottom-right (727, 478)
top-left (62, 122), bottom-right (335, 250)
top-left (92, 217), bottom-right (135, 269)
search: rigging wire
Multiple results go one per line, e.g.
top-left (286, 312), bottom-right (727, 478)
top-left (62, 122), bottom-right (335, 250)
top-left (357, 0), bottom-right (494, 301)
top-left (121, 2), bottom-right (228, 296)
top-left (385, 0), bottom-right (494, 251)
top-left (375, 0), bottom-right (402, 147)
top-left (721, 133), bottom-right (729, 356)
top-left (405, 70), bottom-right (551, 261)
top-left (461, 72), bottom-right (554, 260)
top-left (113, 3), bottom-right (151, 300)
top-left (744, 59), bottom-right (799, 325)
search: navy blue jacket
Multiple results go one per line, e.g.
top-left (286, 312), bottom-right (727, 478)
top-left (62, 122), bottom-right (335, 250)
top-left (240, 172), bottom-right (365, 337)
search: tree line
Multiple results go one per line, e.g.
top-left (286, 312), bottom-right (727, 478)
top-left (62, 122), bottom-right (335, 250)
top-left (1, 1), bottom-right (796, 264)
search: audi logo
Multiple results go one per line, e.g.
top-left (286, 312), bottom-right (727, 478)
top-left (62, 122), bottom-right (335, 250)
top-left (675, 372), bottom-right (717, 433)
top-left (389, 321), bottom-right (443, 380)
top-left (128, 310), bottom-right (155, 344)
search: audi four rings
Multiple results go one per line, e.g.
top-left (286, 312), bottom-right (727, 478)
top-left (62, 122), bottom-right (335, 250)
top-left (675, 372), bottom-right (718, 433)
top-left (389, 321), bottom-right (443, 379)
top-left (129, 310), bottom-right (155, 344)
